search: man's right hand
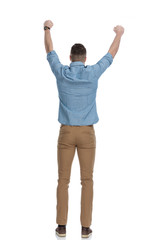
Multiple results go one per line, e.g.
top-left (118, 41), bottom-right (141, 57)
top-left (113, 25), bottom-right (124, 36)
top-left (44, 20), bottom-right (54, 29)
top-left (108, 25), bottom-right (125, 58)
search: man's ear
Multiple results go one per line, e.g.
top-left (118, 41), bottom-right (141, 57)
top-left (70, 55), bottom-right (72, 61)
top-left (85, 57), bottom-right (87, 62)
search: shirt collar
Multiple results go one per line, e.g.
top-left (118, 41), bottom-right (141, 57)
top-left (70, 61), bottom-right (85, 67)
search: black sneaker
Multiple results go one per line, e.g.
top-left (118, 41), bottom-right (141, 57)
top-left (82, 226), bottom-right (92, 238)
top-left (55, 225), bottom-right (66, 237)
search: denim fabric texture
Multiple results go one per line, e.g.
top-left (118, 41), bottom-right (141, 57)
top-left (47, 50), bottom-right (113, 126)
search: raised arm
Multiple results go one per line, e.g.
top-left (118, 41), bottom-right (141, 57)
top-left (108, 25), bottom-right (124, 58)
top-left (44, 20), bottom-right (54, 53)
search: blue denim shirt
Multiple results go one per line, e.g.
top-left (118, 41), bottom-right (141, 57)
top-left (47, 50), bottom-right (113, 126)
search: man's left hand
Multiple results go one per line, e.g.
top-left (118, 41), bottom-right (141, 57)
top-left (44, 20), bottom-right (54, 29)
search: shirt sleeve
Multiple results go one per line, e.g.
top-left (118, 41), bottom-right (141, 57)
top-left (47, 50), bottom-right (63, 77)
top-left (91, 52), bottom-right (113, 79)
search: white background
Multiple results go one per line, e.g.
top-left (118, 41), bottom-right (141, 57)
top-left (0, 0), bottom-right (160, 239)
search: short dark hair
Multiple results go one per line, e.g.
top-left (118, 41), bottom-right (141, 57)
top-left (70, 43), bottom-right (86, 62)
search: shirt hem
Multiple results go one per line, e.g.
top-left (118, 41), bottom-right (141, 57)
top-left (58, 118), bottom-right (99, 126)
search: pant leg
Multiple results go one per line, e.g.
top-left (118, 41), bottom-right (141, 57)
top-left (76, 125), bottom-right (96, 227)
top-left (56, 125), bottom-right (76, 225)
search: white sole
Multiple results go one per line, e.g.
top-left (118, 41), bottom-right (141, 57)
top-left (55, 231), bottom-right (66, 237)
top-left (82, 233), bottom-right (92, 238)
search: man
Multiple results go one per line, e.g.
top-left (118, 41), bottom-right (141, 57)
top-left (44, 20), bottom-right (124, 238)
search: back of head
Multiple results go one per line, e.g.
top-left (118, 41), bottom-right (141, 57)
top-left (70, 43), bottom-right (86, 62)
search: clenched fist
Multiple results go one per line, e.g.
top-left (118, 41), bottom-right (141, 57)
top-left (44, 20), bottom-right (54, 29)
top-left (113, 25), bottom-right (124, 36)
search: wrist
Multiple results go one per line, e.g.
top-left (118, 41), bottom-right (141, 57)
top-left (44, 26), bottom-right (50, 31)
top-left (116, 33), bottom-right (123, 38)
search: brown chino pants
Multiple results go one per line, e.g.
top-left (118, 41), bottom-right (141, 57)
top-left (56, 124), bottom-right (96, 227)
